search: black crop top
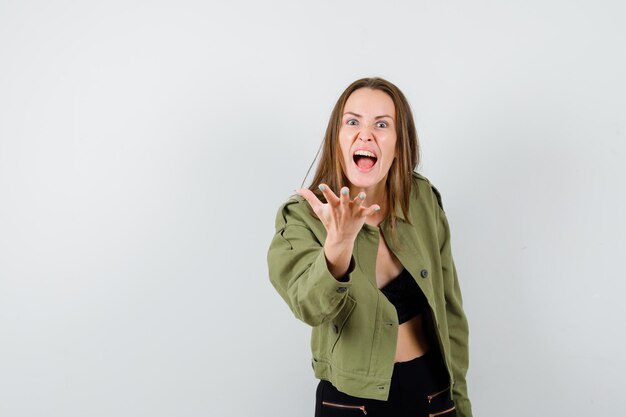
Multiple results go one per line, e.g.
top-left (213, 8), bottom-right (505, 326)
top-left (380, 268), bottom-right (427, 324)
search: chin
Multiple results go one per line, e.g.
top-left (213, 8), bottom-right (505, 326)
top-left (346, 173), bottom-right (384, 189)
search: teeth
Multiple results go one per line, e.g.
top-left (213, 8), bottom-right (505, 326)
top-left (354, 150), bottom-right (377, 158)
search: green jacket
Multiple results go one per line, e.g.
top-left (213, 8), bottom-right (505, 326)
top-left (267, 172), bottom-right (472, 417)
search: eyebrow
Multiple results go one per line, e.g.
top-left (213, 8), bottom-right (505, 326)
top-left (343, 111), bottom-right (394, 120)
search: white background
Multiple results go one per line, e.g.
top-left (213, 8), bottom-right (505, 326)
top-left (1, 1), bottom-right (625, 416)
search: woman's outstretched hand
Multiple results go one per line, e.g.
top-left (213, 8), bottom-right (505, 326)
top-left (296, 184), bottom-right (381, 242)
top-left (296, 184), bottom-right (380, 279)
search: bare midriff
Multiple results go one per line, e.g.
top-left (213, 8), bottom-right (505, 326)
top-left (394, 314), bottom-right (430, 362)
top-left (374, 225), bottom-right (431, 363)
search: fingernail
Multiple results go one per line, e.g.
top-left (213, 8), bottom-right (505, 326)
top-left (318, 184), bottom-right (326, 191)
top-left (359, 192), bottom-right (365, 199)
top-left (341, 188), bottom-right (349, 195)
top-left (375, 206), bottom-right (381, 211)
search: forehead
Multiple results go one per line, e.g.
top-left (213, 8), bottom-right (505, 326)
top-left (343, 88), bottom-right (395, 117)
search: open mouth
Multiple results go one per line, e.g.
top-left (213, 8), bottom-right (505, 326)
top-left (353, 150), bottom-right (378, 171)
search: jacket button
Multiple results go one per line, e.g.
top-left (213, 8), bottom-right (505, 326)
top-left (332, 324), bottom-right (339, 333)
top-left (336, 286), bottom-right (347, 293)
top-left (420, 269), bottom-right (429, 278)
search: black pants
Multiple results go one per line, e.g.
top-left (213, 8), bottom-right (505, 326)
top-left (314, 351), bottom-right (456, 417)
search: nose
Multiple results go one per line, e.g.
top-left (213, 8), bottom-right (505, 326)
top-left (358, 130), bottom-right (373, 142)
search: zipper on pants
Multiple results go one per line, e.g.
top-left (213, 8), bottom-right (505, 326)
top-left (429, 405), bottom-right (456, 417)
top-left (427, 386), bottom-right (450, 403)
top-left (321, 401), bottom-right (368, 415)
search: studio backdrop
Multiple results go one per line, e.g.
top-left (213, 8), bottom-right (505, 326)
top-left (1, 1), bottom-right (624, 416)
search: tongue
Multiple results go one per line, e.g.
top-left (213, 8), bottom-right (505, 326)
top-left (356, 156), bottom-right (376, 170)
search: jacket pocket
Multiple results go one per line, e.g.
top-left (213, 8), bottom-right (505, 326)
top-left (330, 294), bottom-right (356, 354)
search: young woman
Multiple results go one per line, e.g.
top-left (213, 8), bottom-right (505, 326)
top-left (267, 77), bottom-right (472, 417)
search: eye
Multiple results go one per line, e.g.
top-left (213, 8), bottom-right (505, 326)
top-left (346, 119), bottom-right (358, 126)
top-left (377, 121), bottom-right (388, 128)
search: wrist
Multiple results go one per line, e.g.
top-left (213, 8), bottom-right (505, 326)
top-left (325, 231), bottom-right (355, 247)
top-left (323, 236), bottom-right (355, 281)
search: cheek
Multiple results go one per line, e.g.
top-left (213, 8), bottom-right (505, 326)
top-left (389, 135), bottom-right (398, 151)
top-left (383, 138), bottom-right (397, 157)
top-left (338, 136), bottom-right (352, 159)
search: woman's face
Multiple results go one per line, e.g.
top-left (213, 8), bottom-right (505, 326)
top-left (338, 87), bottom-right (397, 191)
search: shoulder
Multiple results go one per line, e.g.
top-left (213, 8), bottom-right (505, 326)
top-left (273, 193), bottom-right (315, 229)
top-left (411, 171), bottom-right (445, 212)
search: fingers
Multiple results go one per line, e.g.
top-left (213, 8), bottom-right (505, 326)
top-left (352, 191), bottom-right (366, 206)
top-left (295, 187), bottom-right (323, 212)
top-left (325, 185), bottom-right (357, 208)
top-left (346, 189), bottom-right (381, 216)
top-left (295, 184), bottom-right (342, 221)
top-left (298, 184), bottom-right (379, 216)
top-left (364, 203), bottom-right (381, 217)
top-left (339, 186), bottom-right (351, 205)
top-left (317, 183), bottom-right (340, 206)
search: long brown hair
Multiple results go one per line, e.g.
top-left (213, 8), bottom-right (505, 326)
top-left (300, 77), bottom-right (421, 249)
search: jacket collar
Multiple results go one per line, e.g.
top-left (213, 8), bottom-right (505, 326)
top-left (378, 204), bottom-right (407, 231)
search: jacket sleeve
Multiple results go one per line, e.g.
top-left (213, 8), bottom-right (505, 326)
top-left (267, 197), bottom-right (357, 327)
top-left (436, 192), bottom-right (473, 417)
